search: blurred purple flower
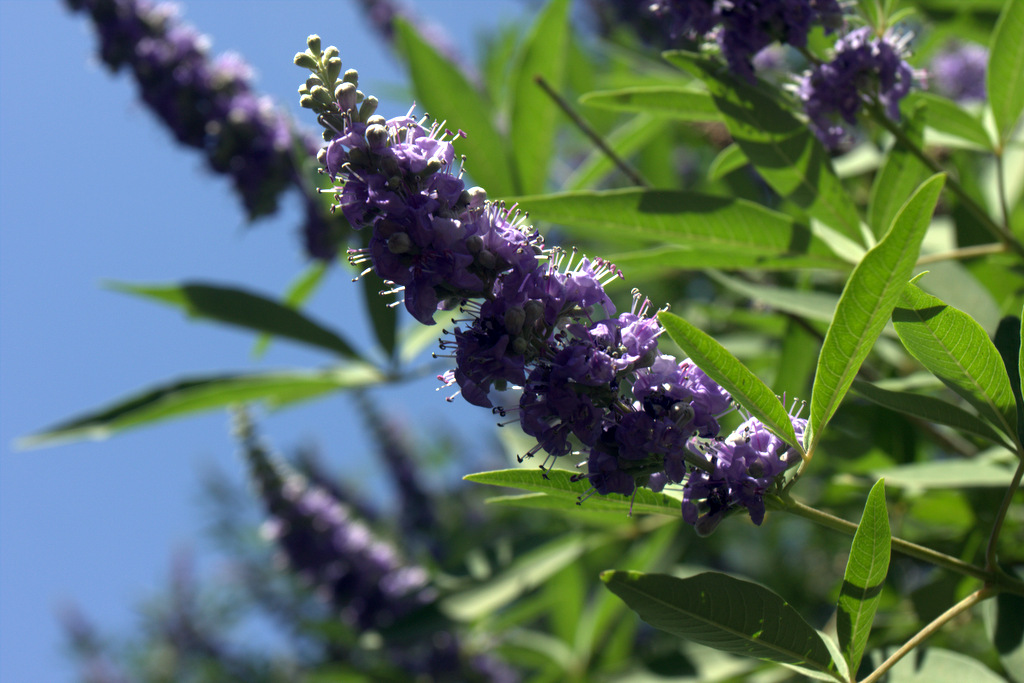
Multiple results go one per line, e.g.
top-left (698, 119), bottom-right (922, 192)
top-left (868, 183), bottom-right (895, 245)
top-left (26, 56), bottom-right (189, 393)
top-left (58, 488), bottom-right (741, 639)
top-left (930, 42), bottom-right (987, 103)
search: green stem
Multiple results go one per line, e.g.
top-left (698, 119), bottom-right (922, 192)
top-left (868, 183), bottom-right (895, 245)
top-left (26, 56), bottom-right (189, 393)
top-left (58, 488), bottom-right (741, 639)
top-left (985, 452), bottom-right (1024, 571)
top-left (533, 75), bottom-right (651, 189)
top-left (859, 587), bottom-right (994, 683)
top-left (865, 101), bottom-right (1024, 260)
top-left (769, 494), bottom-right (1024, 597)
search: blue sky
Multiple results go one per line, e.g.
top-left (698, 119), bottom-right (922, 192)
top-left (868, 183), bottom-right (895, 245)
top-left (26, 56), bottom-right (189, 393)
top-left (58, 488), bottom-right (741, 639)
top-left (0, 1), bottom-right (527, 680)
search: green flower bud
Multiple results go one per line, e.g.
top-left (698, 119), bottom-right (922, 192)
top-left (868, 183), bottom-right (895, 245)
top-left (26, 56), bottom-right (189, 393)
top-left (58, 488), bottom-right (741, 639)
top-left (323, 45), bottom-right (340, 61)
top-left (504, 306), bottom-right (526, 336)
top-left (316, 147), bottom-right (328, 165)
top-left (326, 57), bottom-right (342, 86)
top-left (366, 114), bottom-right (386, 127)
top-left (306, 34), bottom-right (322, 55)
top-left (342, 68), bottom-right (359, 85)
top-left (422, 158), bottom-right (443, 175)
top-left (310, 85), bottom-right (334, 107)
top-left (465, 235), bottom-right (484, 254)
top-left (299, 94), bottom-right (315, 109)
top-left (347, 147), bottom-right (368, 168)
top-left (365, 123), bottom-right (388, 148)
top-left (306, 75), bottom-right (324, 89)
top-left (475, 249), bottom-right (496, 270)
top-left (294, 51), bottom-right (318, 70)
top-left (387, 232), bottom-right (412, 255)
top-left (358, 96), bottom-right (378, 123)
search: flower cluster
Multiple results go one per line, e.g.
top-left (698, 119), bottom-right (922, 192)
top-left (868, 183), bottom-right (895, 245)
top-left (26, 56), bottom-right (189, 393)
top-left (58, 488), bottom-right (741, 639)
top-left (296, 35), bottom-right (808, 529)
top-left (647, 0), bottom-right (843, 81)
top-left (930, 42), bottom-right (987, 103)
top-left (65, 0), bottom-right (341, 258)
top-left (797, 26), bottom-right (918, 148)
top-left (240, 419), bottom-right (433, 630)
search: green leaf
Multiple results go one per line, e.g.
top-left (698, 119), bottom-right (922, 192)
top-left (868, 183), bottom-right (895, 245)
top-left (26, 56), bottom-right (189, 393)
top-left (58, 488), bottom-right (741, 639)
top-left (851, 380), bottom-right (1011, 447)
top-left (601, 571), bottom-right (839, 677)
top-left (708, 143), bottom-right (749, 181)
top-left (805, 174), bottom-right (945, 452)
top-left (874, 456), bottom-right (1018, 489)
top-left (837, 479), bottom-right (891, 677)
top-left (508, 0), bottom-right (571, 195)
top-left (909, 92), bottom-right (994, 151)
top-left (657, 311), bottom-right (803, 455)
top-left (393, 18), bottom-right (514, 196)
top-left (465, 468), bottom-right (682, 517)
top-left (512, 188), bottom-right (845, 270)
top-left (252, 262), bottom-right (328, 358)
top-left (705, 270), bottom-right (840, 323)
top-left (579, 86), bottom-right (721, 120)
top-left (984, 570), bottom-right (1024, 683)
top-left (994, 315), bottom-right (1024, 445)
top-left (881, 646), bottom-right (1007, 683)
top-left (20, 365), bottom-right (384, 448)
top-left (868, 104), bottom-right (932, 239)
top-left (564, 114), bottom-right (668, 191)
top-left (988, 0), bottom-right (1024, 145)
top-left (107, 281), bottom-right (360, 359)
top-left (665, 51), bottom-right (863, 243)
top-left (893, 282), bottom-right (1018, 443)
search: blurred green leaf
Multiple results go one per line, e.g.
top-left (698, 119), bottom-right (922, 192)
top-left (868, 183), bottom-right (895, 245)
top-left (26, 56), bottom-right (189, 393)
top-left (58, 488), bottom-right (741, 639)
top-left (512, 188), bottom-right (845, 270)
top-left (20, 365), bottom-right (384, 448)
top-left (869, 104), bottom-right (932, 239)
top-left (107, 281), bottom-right (360, 359)
top-left (910, 92), bottom-right (994, 151)
top-left (466, 468), bottom-right (681, 517)
top-left (665, 51), bottom-right (863, 243)
top-left (837, 479), bottom-right (891, 677)
top-left (987, 0), bottom-right (1024, 144)
top-left (658, 311), bottom-right (803, 454)
top-left (564, 113), bottom-right (667, 191)
top-left (706, 270), bottom-right (839, 323)
top-left (579, 86), bottom-right (720, 120)
top-left (984, 571), bottom-right (1024, 683)
top-left (805, 175), bottom-right (945, 452)
top-left (708, 143), bottom-right (748, 181)
top-left (881, 646), bottom-right (1006, 682)
top-left (394, 17), bottom-right (514, 196)
top-left (874, 457), bottom-right (1018, 489)
top-left (601, 571), bottom-right (840, 677)
top-left (893, 282), bottom-right (1018, 442)
top-left (252, 262), bottom-right (328, 358)
top-left (852, 380), bottom-right (1011, 447)
top-left (508, 0), bottom-right (571, 195)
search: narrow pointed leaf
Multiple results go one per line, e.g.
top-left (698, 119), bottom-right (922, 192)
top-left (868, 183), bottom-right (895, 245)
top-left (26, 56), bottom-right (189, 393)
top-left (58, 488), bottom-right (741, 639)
top-left (657, 311), bottom-right (802, 454)
top-left (107, 281), bottom-right (360, 359)
top-left (868, 104), bottom-right (931, 239)
top-left (837, 479), bottom-right (891, 676)
top-left (508, 0), bottom-right (571, 195)
top-left (601, 571), bottom-right (839, 677)
top-left (20, 365), bottom-right (384, 448)
top-left (852, 380), bottom-right (1011, 446)
top-left (708, 143), bottom-right (748, 181)
top-left (910, 92), bottom-right (994, 151)
top-left (253, 262), bottom-right (328, 358)
top-left (893, 283), bottom-right (1018, 442)
top-left (511, 188), bottom-right (845, 269)
top-left (394, 18), bottom-right (514, 196)
top-left (579, 86), bottom-right (720, 120)
top-left (805, 174), bottom-right (945, 451)
top-left (665, 51), bottom-right (862, 243)
top-left (874, 458), bottom-right (1018, 489)
top-left (464, 468), bottom-right (682, 517)
top-left (988, 0), bottom-right (1024, 144)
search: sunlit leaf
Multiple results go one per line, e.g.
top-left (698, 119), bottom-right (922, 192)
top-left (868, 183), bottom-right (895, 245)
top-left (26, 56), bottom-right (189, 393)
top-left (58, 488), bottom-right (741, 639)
top-left (20, 365), bottom-right (384, 448)
top-left (805, 175), bottom-right (945, 452)
top-left (988, 0), bottom-right (1024, 144)
top-left (837, 479), bottom-right (891, 676)
top-left (601, 571), bottom-right (840, 677)
top-left (881, 646), bottom-right (1006, 682)
top-left (708, 143), bottom-right (749, 181)
top-left (579, 85), bottom-right (720, 120)
top-left (658, 311), bottom-right (802, 454)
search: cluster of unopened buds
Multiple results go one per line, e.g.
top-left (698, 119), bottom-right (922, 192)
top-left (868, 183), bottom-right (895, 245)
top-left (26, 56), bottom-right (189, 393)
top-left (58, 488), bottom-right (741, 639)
top-left (295, 35), bottom-right (807, 531)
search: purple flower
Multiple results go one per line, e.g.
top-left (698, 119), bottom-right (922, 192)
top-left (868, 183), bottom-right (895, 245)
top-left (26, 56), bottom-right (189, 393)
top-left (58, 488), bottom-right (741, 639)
top-left (930, 42), bottom-right (987, 103)
top-left (797, 26), bottom-right (918, 148)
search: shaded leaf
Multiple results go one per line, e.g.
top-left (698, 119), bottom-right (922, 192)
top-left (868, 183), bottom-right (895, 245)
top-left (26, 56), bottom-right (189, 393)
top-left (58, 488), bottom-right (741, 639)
top-left (837, 479), bottom-right (891, 677)
top-left (252, 262), bottom-right (328, 358)
top-left (601, 571), bottom-right (839, 677)
top-left (708, 143), bottom-right (748, 181)
top-left (874, 457), bottom-right (1018, 489)
top-left (465, 468), bottom-right (682, 517)
top-left (20, 365), bottom-right (384, 448)
top-left (988, 0), bottom-right (1024, 144)
top-left (852, 380), bottom-right (1011, 447)
top-left (994, 315), bottom-right (1024, 445)
top-left (508, 0), bottom-right (571, 195)
top-left (805, 175), bottom-right (945, 452)
top-left (658, 311), bottom-right (803, 454)
top-left (564, 113), bottom-right (667, 191)
top-left (666, 51), bottom-right (862, 242)
top-left (893, 282), bottom-right (1018, 442)
top-left (108, 281), bottom-right (360, 359)
top-left (394, 18), bottom-right (514, 196)
top-left (512, 188), bottom-right (845, 270)
top-left (579, 86), bottom-right (720, 121)
top-left (868, 104), bottom-right (932, 239)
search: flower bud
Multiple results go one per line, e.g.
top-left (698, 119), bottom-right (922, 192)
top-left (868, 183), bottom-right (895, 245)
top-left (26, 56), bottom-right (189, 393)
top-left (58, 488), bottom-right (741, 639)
top-left (465, 235), bottom-right (483, 254)
top-left (310, 85), bottom-right (334, 107)
top-left (326, 57), bottom-right (342, 86)
top-left (294, 51), bottom-right (318, 70)
top-left (342, 68), bottom-right (359, 85)
top-left (323, 45), bottom-right (339, 62)
top-left (365, 124), bottom-right (389, 150)
top-left (504, 307), bottom-right (526, 336)
top-left (366, 114), bottom-right (386, 127)
top-left (460, 186), bottom-right (487, 210)
top-left (316, 147), bottom-right (328, 165)
top-left (306, 75), bottom-right (324, 89)
top-left (387, 232), bottom-right (412, 254)
top-left (335, 82), bottom-right (357, 111)
top-left (475, 249), bottom-right (496, 270)
top-left (299, 94), bottom-right (315, 109)
top-left (306, 34), bottom-right (322, 55)
top-left (358, 96), bottom-right (378, 123)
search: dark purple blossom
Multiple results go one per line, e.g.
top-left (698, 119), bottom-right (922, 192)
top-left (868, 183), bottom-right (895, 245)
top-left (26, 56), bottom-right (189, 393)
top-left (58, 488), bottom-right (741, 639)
top-left (797, 26), bottom-right (918, 148)
top-left (930, 42), bottom-right (987, 103)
